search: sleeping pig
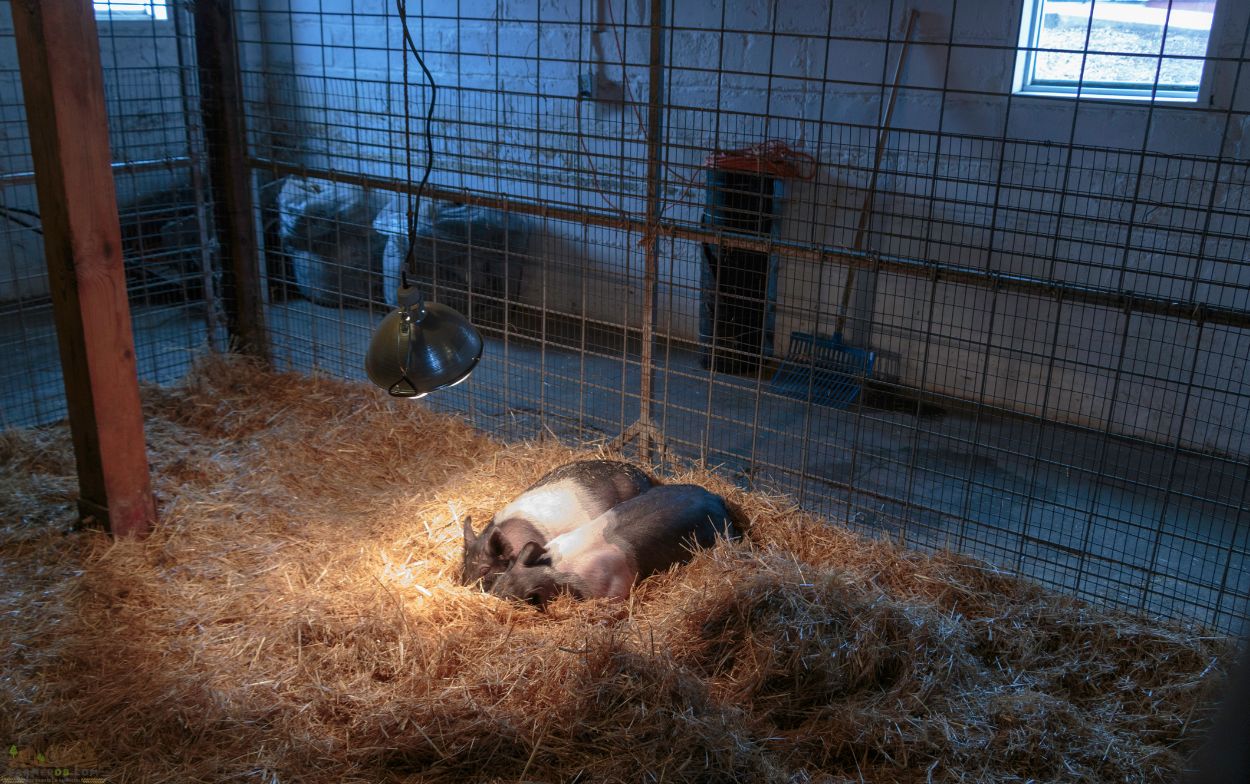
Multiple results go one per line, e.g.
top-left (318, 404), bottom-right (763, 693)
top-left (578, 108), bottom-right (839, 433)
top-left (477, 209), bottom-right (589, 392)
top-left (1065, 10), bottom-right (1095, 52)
top-left (460, 459), bottom-right (654, 589)
top-left (489, 483), bottom-right (741, 608)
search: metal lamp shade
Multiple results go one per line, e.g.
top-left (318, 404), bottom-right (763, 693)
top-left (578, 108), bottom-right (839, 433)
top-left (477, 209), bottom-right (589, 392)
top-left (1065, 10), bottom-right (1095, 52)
top-left (365, 301), bottom-right (484, 398)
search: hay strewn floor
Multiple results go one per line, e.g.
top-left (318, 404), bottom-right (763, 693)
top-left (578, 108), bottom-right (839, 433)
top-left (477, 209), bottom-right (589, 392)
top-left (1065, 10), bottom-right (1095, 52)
top-left (0, 357), bottom-right (1235, 783)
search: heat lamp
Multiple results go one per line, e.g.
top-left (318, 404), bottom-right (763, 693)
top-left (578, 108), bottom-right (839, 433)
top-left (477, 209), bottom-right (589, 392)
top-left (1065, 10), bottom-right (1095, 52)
top-left (365, 278), bottom-right (482, 398)
top-left (366, 0), bottom-right (483, 398)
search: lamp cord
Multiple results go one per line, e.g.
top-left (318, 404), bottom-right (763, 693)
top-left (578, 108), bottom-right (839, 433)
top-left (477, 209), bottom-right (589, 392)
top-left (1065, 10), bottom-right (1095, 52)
top-left (395, 0), bottom-right (437, 286)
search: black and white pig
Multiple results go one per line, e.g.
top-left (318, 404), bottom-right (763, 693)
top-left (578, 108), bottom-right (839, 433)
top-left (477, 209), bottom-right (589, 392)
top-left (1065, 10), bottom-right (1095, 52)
top-left (460, 459), bottom-right (654, 589)
top-left (489, 483), bottom-right (741, 608)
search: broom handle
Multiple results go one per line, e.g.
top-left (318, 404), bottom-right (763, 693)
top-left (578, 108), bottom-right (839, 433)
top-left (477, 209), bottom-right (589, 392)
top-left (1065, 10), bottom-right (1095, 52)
top-left (835, 8), bottom-right (918, 336)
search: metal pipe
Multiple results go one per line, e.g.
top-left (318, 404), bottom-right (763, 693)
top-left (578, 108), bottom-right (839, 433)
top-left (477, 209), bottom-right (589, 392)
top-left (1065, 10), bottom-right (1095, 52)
top-left (0, 155), bottom-right (191, 187)
top-left (247, 156), bottom-right (1250, 330)
top-left (171, 3), bottom-right (220, 351)
top-left (638, 0), bottom-right (665, 462)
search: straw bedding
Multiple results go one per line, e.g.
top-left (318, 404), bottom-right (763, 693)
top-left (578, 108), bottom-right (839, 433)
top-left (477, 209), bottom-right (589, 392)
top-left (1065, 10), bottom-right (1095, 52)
top-left (0, 356), bottom-right (1234, 783)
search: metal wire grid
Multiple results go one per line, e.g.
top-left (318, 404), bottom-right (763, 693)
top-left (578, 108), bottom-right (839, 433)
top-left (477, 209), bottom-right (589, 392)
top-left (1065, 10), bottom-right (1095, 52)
top-left (0, 1), bottom-right (219, 430)
top-left (224, 0), bottom-right (1250, 630)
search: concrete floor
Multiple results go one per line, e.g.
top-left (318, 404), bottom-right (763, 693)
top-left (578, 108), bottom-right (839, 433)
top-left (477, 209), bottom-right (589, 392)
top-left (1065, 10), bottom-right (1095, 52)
top-left (0, 298), bottom-right (214, 429)
top-left (4, 297), bottom-right (1247, 632)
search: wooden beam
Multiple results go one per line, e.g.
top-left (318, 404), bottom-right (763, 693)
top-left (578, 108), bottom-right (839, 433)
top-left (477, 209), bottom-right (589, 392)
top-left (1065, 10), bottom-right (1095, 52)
top-left (11, 0), bottom-right (156, 537)
top-left (195, 0), bottom-right (268, 359)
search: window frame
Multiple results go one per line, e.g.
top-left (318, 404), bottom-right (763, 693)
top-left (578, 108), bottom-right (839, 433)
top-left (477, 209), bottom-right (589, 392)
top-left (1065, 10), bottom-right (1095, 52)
top-left (1012, 0), bottom-right (1218, 104)
top-left (93, 1), bottom-right (169, 23)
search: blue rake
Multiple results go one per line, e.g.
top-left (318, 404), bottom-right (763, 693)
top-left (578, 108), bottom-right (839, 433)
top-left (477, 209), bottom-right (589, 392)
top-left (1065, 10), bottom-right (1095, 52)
top-left (769, 331), bottom-right (876, 409)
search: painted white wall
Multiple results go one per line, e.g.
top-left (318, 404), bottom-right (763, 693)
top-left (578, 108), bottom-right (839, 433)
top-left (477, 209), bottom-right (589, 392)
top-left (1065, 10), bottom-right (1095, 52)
top-left (249, 0), bottom-right (1250, 456)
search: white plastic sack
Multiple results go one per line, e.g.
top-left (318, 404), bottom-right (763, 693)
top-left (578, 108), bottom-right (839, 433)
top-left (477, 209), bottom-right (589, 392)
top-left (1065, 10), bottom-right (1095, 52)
top-left (277, 177), bottom-right (389, 306)
top-left (372, 198), bottom-right (531, 324)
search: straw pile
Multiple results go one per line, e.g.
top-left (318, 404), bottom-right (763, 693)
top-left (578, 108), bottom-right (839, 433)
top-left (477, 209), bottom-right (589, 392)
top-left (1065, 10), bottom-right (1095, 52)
top-left (0, 355), bottom-right (1235, 783)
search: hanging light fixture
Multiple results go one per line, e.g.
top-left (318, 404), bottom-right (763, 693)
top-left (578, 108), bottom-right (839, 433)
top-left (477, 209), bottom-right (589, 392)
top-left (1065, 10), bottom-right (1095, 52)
top-left (366, 0), bottom-right (483, 398)
top-left (366, 283), bottom-right (482, 398)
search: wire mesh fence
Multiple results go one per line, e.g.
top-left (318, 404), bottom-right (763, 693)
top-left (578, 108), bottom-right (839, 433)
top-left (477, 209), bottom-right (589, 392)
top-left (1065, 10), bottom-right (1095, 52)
top-left (0, 0), bottom-right (219, 431)
top-left (1, 0), bottom-right (1247, 633)
top-left (229, 0), bottom-right (1250, 632)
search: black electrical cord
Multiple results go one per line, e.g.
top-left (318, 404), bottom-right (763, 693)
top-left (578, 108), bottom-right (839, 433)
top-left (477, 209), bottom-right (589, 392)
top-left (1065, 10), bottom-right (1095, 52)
top-left (395, 0), bottom-right (437, 284)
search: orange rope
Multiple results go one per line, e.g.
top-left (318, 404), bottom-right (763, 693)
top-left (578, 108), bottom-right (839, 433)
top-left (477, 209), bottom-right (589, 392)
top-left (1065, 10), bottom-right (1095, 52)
top-left (706, 140), bottom-right (817, 180)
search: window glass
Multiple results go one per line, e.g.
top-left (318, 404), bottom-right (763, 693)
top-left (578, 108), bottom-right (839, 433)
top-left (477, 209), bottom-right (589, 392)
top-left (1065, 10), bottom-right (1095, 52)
top-left (94, 1), bottom-right (169, 21)
top-left (1019, 0), bottom-right (1215, 100)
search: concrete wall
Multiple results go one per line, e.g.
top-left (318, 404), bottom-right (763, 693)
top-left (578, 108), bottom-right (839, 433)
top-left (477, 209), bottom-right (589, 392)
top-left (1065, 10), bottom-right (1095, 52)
top-left (245, 0), bottom-right (1250, 456)
top-left (0, 2), bottom-right (190, 302)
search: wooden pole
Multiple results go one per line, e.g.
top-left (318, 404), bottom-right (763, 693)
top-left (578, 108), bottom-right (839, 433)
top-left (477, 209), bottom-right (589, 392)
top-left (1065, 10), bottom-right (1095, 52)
top-left (11, 0), bottom-right (156, 537)
top-left (834, 8), bottom-right (918, 338)
top-left (195, 0), bottom-right (269, 359)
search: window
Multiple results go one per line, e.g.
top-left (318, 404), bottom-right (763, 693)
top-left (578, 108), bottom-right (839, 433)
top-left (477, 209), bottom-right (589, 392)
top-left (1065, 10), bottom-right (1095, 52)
top-left (1014, 0), bottom-right (1217, 102)
top-left (93, 1), bottom-right (168, 21)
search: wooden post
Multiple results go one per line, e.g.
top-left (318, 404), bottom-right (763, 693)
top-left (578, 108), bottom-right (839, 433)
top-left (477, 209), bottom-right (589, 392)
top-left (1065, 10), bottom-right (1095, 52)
top-left (11, 0), bottom-right (156, 537)
top-left (195, 0), bottom-right (268, 359)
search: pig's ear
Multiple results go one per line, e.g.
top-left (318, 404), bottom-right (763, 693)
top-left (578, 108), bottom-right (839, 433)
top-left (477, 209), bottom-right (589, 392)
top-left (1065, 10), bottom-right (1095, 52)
top-left (517, 541), bottom-right (547, 567)
top-left (487, 528), bottom-right (506, 557)
top-left (461, 516), bottom-right (476, 545)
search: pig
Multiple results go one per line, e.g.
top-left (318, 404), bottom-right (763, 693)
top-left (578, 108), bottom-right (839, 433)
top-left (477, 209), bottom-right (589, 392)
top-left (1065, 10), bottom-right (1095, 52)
top-left (460, 459), bottom-right (655, 589)
top-left (489, 483), bottom-right (741, 608)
